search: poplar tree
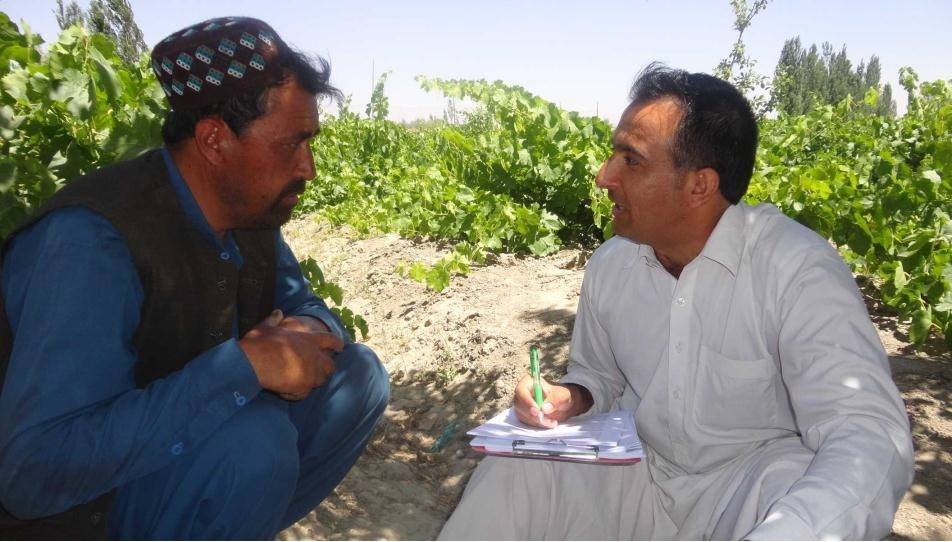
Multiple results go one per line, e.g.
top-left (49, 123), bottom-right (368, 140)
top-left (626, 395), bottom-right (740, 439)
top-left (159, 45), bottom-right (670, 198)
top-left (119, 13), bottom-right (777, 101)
top-left (54, 0), bottom-right (84, 30)
top-left (771, 37), bottom-right (897, 117)
top-left (54, 0), bottom-right (146, 65)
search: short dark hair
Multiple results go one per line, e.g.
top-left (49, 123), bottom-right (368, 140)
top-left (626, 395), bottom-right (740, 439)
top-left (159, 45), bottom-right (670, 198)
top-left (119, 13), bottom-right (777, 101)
top-left (161, 47), bottom-right (341, 145)
top-left (628, 63), bottom-right (758, 204)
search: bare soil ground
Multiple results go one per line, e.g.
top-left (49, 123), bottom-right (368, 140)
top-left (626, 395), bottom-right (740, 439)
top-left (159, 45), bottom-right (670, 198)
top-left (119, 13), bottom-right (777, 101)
top-left (277, 216), bottom-right (952, 541)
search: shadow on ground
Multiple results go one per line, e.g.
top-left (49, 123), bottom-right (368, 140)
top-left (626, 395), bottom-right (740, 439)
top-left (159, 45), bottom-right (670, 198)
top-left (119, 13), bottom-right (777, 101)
top-left (523, 307), bottom-right (576, 378)
top-left (281, 366), bottom-right (505, 540)
top-left (284, 306), bottom-right (581, 540)
top-left (860, 279), bottom-right (951, 359)
top-left (888, 356), bottom-right (952, 540)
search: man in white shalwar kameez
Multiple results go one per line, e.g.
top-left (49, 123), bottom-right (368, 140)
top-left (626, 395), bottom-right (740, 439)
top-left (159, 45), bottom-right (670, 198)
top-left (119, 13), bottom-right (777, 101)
top-left (439, 64), bottom-right (914, 540)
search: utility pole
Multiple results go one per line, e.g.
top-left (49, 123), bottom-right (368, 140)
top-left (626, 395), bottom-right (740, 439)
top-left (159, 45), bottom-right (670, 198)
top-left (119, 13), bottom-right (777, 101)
top-left (369, 58), bottom-right (375, 119)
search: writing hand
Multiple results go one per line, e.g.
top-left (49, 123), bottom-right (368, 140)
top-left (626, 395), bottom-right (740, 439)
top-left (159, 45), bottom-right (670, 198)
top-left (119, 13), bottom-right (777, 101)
top-left (512, 374), bottom-right (577, 429)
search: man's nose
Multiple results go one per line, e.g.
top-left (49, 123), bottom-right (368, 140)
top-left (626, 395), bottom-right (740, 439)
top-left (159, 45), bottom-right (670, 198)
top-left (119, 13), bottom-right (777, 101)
top-left (299, 144), bottom-right (317, 180)
top-left (594, 158), bottom-right (614, 189)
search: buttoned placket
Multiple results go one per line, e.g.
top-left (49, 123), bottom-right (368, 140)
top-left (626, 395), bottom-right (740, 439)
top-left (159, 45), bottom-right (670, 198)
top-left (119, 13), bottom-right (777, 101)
top-left (667, 262), bottom-right (697, 465)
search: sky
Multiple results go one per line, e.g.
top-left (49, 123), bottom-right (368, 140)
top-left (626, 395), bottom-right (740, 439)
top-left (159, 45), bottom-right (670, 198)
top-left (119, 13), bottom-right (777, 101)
top-left (2, 0), bottom-right (949, 123)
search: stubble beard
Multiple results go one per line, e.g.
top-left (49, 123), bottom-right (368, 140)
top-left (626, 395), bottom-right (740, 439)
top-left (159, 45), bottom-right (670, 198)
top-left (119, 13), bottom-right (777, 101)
top-left (220, 179), bottom-right (304, 230)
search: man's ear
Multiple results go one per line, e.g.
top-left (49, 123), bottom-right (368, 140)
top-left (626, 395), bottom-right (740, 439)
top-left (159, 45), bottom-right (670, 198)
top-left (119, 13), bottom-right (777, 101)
top-left (193, 117), bottom-right (234, 165)
top-left (687, 167), bottom-right (721, 208)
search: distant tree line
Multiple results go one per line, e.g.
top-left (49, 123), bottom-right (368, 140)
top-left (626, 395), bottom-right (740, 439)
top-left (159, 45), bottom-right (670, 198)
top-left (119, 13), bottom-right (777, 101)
top-left (714, 2), bottom-right (896, 119)
top-left (55, 0), bottom-right (145, 65)
top-left (772, 37), bottom-right (896, 117)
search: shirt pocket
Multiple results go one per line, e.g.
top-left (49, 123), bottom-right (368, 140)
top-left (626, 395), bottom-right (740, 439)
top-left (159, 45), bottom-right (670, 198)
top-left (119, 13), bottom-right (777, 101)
top-left (694, 345), bottom-right (778, 430)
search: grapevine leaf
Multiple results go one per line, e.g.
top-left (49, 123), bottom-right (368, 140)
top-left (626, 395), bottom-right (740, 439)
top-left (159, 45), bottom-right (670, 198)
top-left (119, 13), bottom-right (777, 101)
top-left (909, 308), bottom-right (932, 344)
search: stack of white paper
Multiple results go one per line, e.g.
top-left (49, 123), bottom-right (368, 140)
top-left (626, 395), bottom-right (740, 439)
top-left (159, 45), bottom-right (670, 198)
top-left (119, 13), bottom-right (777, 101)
top-left (468, 408), bottom-right (644, 463)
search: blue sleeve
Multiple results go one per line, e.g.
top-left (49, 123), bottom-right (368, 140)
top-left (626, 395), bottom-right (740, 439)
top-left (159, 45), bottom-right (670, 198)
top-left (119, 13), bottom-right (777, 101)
top-left (273, 230), bottom-right (350, 342)
top-left (0, 208), bottom-right (262, 519)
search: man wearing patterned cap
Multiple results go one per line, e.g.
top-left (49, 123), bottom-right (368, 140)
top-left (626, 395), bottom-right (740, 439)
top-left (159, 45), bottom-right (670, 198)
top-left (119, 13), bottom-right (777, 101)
top-left (0, 17), bottom-right (389, 539)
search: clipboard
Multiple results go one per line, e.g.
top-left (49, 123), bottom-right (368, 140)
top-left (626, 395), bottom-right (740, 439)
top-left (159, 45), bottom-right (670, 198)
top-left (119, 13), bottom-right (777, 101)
top-left (469, 411), bottom-right (644, 465)
top-left (511, 439), bottom-right (601, 459)
top-left (471, 441), bottom-right (642, 465)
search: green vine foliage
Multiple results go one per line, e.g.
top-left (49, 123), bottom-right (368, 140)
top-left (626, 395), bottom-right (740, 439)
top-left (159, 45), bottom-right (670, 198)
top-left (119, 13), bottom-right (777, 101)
top-left (0, 14), bottom-right (165, 237)
top-left (749, 75), bottom-right (952, 346)
top-left (298, 257), bottom-right (369, 340)
top-left (306, 79), bottom-right (574, 257)
top-left (305, 75), bottom-right (613, 292)
top-left (415, 77), bottom-right (614, 245)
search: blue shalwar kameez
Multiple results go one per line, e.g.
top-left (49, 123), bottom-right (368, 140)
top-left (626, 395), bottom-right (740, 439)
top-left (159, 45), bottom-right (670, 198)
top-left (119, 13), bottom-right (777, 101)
top-left (0, 148), bottom-right (389, 538)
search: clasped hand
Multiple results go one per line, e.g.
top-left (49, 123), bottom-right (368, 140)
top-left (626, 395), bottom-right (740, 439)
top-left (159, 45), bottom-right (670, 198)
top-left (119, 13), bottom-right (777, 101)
top-left (239, 310), bottom-right (344, 401)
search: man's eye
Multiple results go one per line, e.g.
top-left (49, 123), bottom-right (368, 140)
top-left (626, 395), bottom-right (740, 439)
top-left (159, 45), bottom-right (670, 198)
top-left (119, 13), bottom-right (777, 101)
top-left (624, 156), bottom-right (638, 167)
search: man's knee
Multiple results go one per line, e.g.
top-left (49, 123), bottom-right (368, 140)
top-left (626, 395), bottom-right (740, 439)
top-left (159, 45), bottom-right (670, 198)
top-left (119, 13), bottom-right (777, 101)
top-left (710, 438), bottom-right (815, 539)
top-left (336, 342), bottom-right (390, 416)
top-left (211, 397), bottom-right (300, 491)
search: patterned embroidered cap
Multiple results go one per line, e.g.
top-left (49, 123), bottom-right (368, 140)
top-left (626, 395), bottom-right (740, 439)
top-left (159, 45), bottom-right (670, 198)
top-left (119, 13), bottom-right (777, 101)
top-left (151, 17), bottom-right (286, 111)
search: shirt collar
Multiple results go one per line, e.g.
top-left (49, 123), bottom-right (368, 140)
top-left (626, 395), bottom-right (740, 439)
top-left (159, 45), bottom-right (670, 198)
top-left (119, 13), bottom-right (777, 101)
top-left (634, 243), bottom-right (661, 270)
top-left (160, 147), bottom-right (240, 259)
top-left (631, 202), bottom-right (746, 276)
top-left (697, 202), bottom-right (746, 276)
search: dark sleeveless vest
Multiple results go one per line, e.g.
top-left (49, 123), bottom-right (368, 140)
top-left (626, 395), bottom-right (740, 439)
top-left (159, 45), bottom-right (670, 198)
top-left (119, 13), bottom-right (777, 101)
top-left (0, 149), bottom-right (277, 538)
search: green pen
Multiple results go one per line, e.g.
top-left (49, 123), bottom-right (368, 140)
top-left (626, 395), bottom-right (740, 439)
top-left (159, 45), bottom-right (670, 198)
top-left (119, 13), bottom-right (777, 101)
top-left (529, 345), bottom-right (544, 410)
